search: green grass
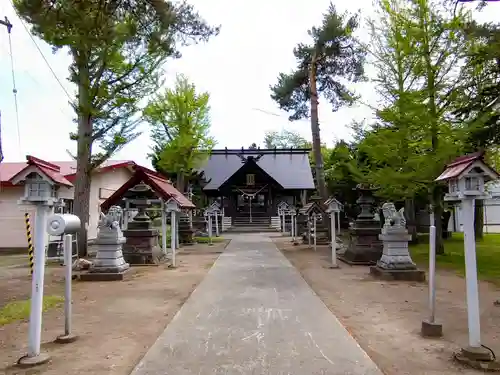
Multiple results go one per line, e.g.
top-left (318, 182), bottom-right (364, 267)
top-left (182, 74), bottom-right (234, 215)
top-left (410, 233), bottom-right (500, 284)
top-left (194, 236), bottom-right (225, 244)
top-left (0, 295), bottom-right (64, 326)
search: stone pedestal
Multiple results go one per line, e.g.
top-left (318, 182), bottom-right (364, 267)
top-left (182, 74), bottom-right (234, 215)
top-left (178, 213), bottom-right (195, 244)
top-left (81, 215), bottom-right (130, 281)
top-left (339, 186), bottom-right (382, 265)
top-left (370, 227), bottom-right (425, 281)
top-left (123, 227), bottom-right (159, 265)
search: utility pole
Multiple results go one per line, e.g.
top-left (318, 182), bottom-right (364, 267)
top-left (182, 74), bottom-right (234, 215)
top-left (0, 17), bottom-right (13, 163)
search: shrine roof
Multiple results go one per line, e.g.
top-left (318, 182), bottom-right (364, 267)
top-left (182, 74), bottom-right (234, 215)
top-left (9, 155), bottom-right (73, 187)
top-left (436, 151), bottom-right (499, 181)
top-left (100, 166), bottom-right (195, 211)
top-left (299, 201), bottom-right (325, 215)
top-left (199, 148), bottom-right (315, 190)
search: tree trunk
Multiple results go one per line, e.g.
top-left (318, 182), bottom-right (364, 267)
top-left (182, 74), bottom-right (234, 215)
top-left (176, 173), bottom-right (186, 194)
top-left (73, 52), bottom-right (93, 258)
top-left (309, 52), bottom-right (328, 202)
top-left (419, 2), bottom-right (443, 254)
top-left (474, 199), bottom-right (484, 239)
top-left (404, 198), bottom-right (418, 244)
top-left (432, 185), bottom-right (445, 254)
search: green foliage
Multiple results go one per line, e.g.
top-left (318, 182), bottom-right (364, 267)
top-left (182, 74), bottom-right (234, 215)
top-left (145, 74), bottom-right (215, 187)
top-left (452, 20), bottom-right (500, 150)
top-left (355, 0), bottom-right (469, 202)
top-left (263, 129), bottom-right (309, 149)
top-left (14, 0), bottom-right (219, 168)
top-left (323, 141), bottom-right (361, 216)
top-left (269, 4), bottom-right (366, 121)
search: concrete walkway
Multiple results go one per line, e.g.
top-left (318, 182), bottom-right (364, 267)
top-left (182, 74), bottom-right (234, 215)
top-left (130, 234), bottom-right (383, 375)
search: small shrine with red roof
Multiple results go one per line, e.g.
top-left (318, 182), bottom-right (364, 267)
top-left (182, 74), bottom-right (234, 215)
top-left (99, 166), bottom-right (195, 265)
top-left (436, 151), bottom-right (499, 201)
top-left (9, 156), bottom-right (73, 205)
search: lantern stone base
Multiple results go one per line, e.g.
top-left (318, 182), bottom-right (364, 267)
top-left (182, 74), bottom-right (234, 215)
top-left (55, 333), bottom-right (79, 344)
top-left (84, 227), bottom-right (131, 281)
top-left (17, 353), bottom-right (51, 368)
top-left (80, 268), bottom-right (132, 281)
top-left (122, 229), bottom-right (159, 265)
top-left (370, 230), bottom-right (425, 281)
top-left (370, 266), bottom-right (425, 282)
top-left (338, 220), bottom-right (383, 265)
top-left (420, 320), bottom-right (443, 338)
top-left (454, 346), bottom-right (500, 371)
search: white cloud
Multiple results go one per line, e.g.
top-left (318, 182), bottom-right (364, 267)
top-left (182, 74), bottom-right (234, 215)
top-left (0, 0), bottom-right (498, 168)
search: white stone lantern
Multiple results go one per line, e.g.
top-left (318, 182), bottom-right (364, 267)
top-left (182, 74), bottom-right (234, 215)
top-left (436, 152), bottom-right (500, 365)
top-left (206, 205), bottom-right (221, 237)
top-left (277, 201), bottom-right (290, 233)
top-left (324, 197), bottom-right (342, 268)
top-left (325, 198), bottom-right (341, 214)
top-left (15, 172), bottom-right (58, 205)
top-left (436, 153), bottom-right (498, 201)
top-left (9, 155), bottom-right (73, 365)
top-left (165, 198), bottom-right (180, 267)
top-left (165, 198), bottom-right (181, 213)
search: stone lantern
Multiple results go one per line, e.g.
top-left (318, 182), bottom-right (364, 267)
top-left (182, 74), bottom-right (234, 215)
top-left (436, 152), bottom-right (500, 367)
top-left (325, 198), bottom-right (342, 268)
top-left (338, 184), bottom-right (383, 265)
top-left (122, 182), bottom-right (159, 264)
top-left (21, 173), bottom-right (58, 204)
top-left (165, 198), bottom-right (181, 267)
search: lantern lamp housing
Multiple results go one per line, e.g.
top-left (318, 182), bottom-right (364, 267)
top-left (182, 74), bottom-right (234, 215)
top-left (436, 153), bottom-right (499, 202)
top-left (165, 198), bottom-right (180, 212)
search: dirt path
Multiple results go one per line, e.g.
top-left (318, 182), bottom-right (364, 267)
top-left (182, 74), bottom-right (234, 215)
top-left (0, 242), bottom-right (227, 375)
top-left (274, 239), bottom-right (500, 375)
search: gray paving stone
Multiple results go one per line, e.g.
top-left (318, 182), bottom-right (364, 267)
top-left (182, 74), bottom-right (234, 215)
top-left (131, 233), bottom-right (383, 375)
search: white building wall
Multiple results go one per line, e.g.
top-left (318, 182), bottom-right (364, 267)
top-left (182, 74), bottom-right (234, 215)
top-left (87, 167), bottom-right (132, 241)
top-left (0, 167), bottom-right (132, 250)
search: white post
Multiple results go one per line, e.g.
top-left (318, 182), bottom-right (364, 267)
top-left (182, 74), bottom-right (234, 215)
top-left (27, 204), bottom-right (50, 358)
top-left (282, 212), bottom-right (286, 234)
top-left (63, 234), bottom-right (73, 338)
top-left (291, 213), bottom-right (295, 242)
top-left (175, 213), bottom-right (180, 249)
top-left (429, 224), bottom-right (436, 323)
top-left (161, 201), bottom-right (167, 256)
top-left (331, 213), bottom-right (337, 267)
top-left (124, 200), bottom-right (130, 230)
top-left (313, 214), bottom-right (317, 251)
top-left (215, 212), bottom-right (219, 237)
top-left (170, 211), bottom-right (176, 267)
top-left (308, 217), bottom-right (311, 246)
top-left (462, 198), bottom-right (481, 348)
top-left (208, 214), bottom-right (213, 246)
top-left (249, 196), bottom-right (253, 223)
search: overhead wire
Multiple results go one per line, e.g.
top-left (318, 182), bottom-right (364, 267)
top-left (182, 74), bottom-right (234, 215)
top-left (5, 18), bottom-right (22, 154)
top-left (8, 1), bottom-right (73, 101)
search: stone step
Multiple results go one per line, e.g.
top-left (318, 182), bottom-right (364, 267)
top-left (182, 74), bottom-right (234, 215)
top-left (232, 221), bottom-right (271, 226)
top-left (226, 226), bottom-right (278, 233)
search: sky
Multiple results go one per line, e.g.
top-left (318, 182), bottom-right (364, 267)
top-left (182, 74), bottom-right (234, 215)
top-left (0, 0), bottom-right (498, 169)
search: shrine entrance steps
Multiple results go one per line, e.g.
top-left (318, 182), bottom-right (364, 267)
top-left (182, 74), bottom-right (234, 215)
top-left (228, 212), bottom-right (277, 233)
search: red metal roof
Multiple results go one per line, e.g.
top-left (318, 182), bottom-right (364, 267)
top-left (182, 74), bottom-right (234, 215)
top-left (0, 158), bottom-right (135, 187)
top-left (8, 155), bottom-right (73, 187)
top-left (100, 166), bottom-right (195, 211)
top-left (436, 151), bottom-right (500, 181)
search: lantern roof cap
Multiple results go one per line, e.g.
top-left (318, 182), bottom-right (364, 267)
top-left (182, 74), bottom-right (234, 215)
top-left (435, 151), bottom-right (499, 182)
